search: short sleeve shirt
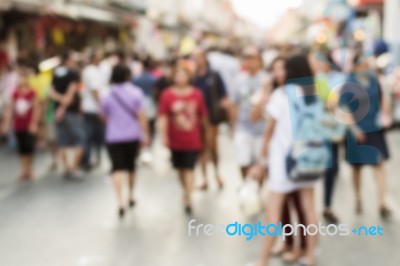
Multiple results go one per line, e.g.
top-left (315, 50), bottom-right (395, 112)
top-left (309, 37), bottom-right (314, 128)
top-left (158, 88), bottom-right (207, 151)
top-left (266, 87), bottom-right (293, 151)
top-left (52, 66), bottom-right (80, 113)
top-left (101, 83), bottom-right (144, 143)
top-left (81, 64), bottom-right (104, 114)
top-left (12, 89), bottom-right (36, 132)
top-left (232, 71), bottom-right (269, 135)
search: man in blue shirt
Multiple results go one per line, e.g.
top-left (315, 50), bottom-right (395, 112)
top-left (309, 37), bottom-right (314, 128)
top-left (133, 57), bottom-right (157, 142)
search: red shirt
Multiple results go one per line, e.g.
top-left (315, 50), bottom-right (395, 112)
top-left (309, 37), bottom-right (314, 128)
top-left (12, 88), bottom-right (36, 132)
top-left (159, 88), bottom-right (207, 151)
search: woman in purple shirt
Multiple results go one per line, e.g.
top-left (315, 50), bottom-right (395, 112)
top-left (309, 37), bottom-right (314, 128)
top-left (101, 64), bottom-right (149, 218)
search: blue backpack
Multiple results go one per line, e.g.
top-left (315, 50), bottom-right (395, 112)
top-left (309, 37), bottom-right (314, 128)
top-left (286, 98), bottom-right (330, 182)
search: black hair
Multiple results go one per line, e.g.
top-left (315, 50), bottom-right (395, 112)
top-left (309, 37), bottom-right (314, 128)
top-left (164, 58), bottom-right (177, 68)
top-left (60, 50), bottom-right (72, 64)
top-left (142, 56), bottom-right (154, 71)
top-left (269, 56), bottom-right (286, 89)
top-left (285, 54), bottom-right (316, 105)
top-left (31, 61), bottom-right (40, 74)
top-left (116, 49), bottom-right (126, 62)
top-left (110, 64), bottom-right (131, 84)
top-left (16, 57), bottom-right (29, 68)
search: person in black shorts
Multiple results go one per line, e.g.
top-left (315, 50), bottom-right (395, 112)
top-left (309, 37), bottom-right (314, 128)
top-left (101, 64), bottom-right (149, 218)
top-left (158, 63), bottom-right (208, 214)
top-left (2, 67), bottom-right (40, 180)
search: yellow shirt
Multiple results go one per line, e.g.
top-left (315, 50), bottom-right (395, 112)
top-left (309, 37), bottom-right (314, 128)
top-left (28, 71), bottom-right (52, 101)
top-left (315, 74), bottom-right (339, 108)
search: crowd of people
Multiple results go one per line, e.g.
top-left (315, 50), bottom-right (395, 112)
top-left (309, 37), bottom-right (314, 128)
top-left (0, 42), bottom-right (399, 266)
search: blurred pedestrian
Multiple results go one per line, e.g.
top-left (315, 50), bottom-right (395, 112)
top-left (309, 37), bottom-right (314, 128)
top-left (158, 63), bottom-right (208, 214)
top-left (81, 51), bottom-right (106, 170)
top-left (49, 51), bottom-right (85, 178)
top-left (207, 48), bottom-right (241, 99)
top-left (149, 60), bottom-right (163, 79)
top-left (192, 48), bottom-right (232, 190)
top-left (231, 46), bottom-right (271, 180)
top-left (101, 64), bottom-right (149, 218)
top-left (0, 62), bottom-right (18, 148)
top-left (267, 56), bottom-right (307, 262)
top-left (393, 67), bottom-right (400, 126)
top-left (313, 51), bottom-right (347, 224)
top-left (0, 63), bottom-right (18, 107)
top-left (154, 58), bottom-right (175, 103)
top-left (258, 55), bottom-right (320, 266)
top-left (342, 54), bottom-right (391, 218)
top-left (133, 56), bottom-right (157, 138)
top-left (99, 51), bottom-right (119, 87)
top-left (1, 67), bottom-right (40, 180)
top-left (44, 86), bottom-right (58, 172)
top-left (28, 64), bottom-right (51, 149)
top-left (133, 56), bottom-right (157, 164)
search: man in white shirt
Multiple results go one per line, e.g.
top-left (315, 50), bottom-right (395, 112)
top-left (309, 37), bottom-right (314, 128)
top-left (81, 52), bottom-right (106, 170)
top-left (208, 50), bottom-right (241, 99)
top-left (231, 47), bottom-right (271, 179)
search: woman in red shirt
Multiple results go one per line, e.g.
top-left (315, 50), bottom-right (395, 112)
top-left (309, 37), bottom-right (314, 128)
top-left (158, 63), bottom-right (208, 214)
top-left (2, 67), bottom-right (39, 180)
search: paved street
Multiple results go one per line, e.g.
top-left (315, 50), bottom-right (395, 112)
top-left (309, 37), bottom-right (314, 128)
top-left (0, 129), bottom-right (400, 266)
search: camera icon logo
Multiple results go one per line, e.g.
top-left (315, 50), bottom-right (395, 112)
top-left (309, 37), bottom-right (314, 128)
top-left (286, 50), bottom-right (385, 166)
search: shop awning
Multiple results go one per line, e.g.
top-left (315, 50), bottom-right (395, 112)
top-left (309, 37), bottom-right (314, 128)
top-left (0, 0), bottom-right (120, 25)
top-left (56, 4), bottom-right (119, 24)
top-left (109, 0), bottom-right (146, 15)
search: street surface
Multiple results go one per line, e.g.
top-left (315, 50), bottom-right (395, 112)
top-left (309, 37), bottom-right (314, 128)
top-left (1, 129), bottom-right (400, 266)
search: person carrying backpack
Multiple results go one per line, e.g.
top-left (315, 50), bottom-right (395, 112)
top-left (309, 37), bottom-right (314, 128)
top-left (257, 55), bottom-right (326, 266)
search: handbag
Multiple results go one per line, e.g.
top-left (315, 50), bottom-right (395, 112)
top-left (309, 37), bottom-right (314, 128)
top-left (286, 99), bottom-right (329, 182)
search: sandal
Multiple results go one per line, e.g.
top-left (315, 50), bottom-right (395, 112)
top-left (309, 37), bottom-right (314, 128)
top-left (270, 245), bottom-right (289, 256)
top-left (198, 182), bottom-right (208, 191)
top-left (282, 249), bottom-right (305, 263)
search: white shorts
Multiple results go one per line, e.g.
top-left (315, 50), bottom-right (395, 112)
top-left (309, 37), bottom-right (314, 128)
top-left (233, 130), bottom-right (264, 167)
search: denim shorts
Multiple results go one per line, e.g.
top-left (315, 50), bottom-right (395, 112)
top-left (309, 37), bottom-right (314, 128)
top-left (56, 112), bottom-right (85, 148)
